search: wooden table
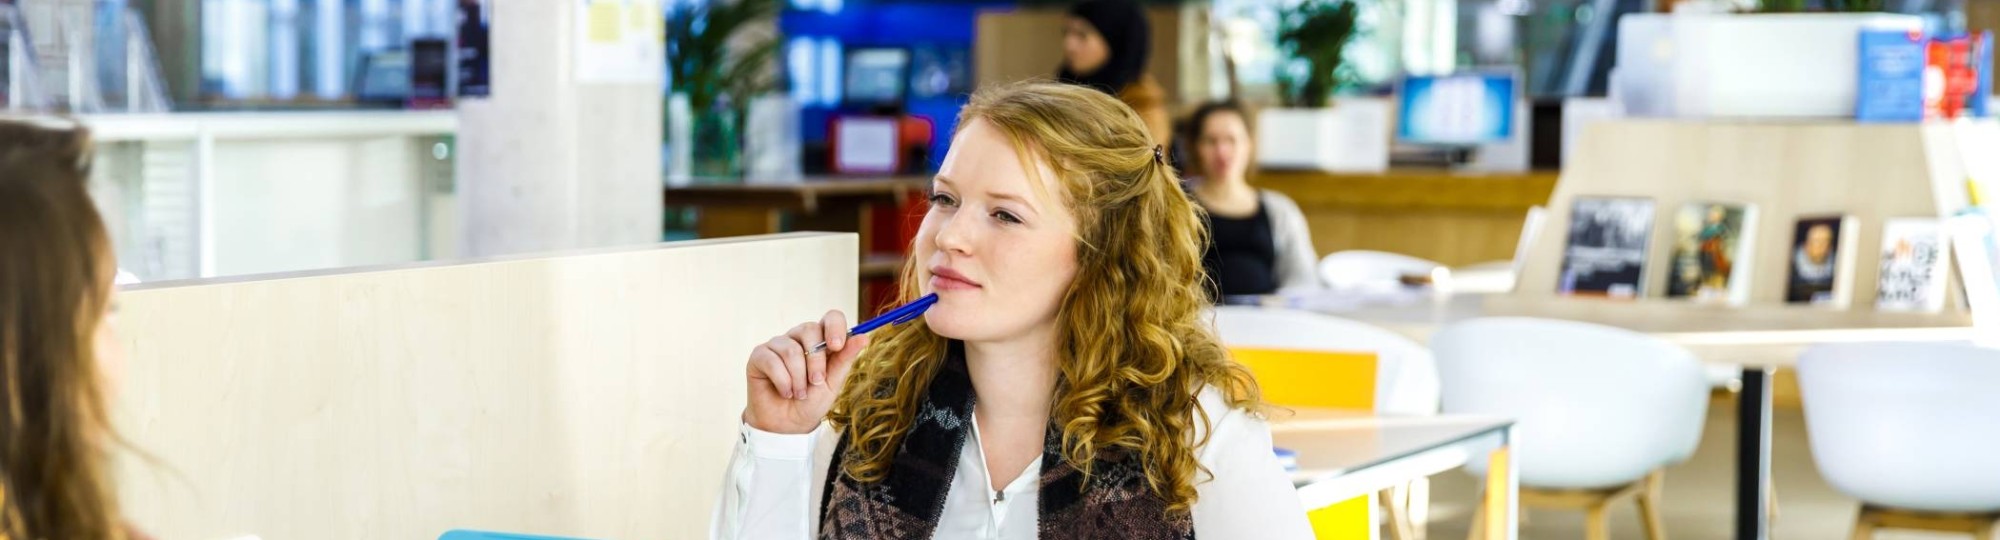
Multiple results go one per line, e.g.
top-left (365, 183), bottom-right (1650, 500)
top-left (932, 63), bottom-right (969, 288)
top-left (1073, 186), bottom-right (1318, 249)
top-left (1255, 169), bottom-right (1558, 267)
top-left (664, 177), bottom-right (929, 279)
top-left (1269, 407), bottom-right (1519, 540)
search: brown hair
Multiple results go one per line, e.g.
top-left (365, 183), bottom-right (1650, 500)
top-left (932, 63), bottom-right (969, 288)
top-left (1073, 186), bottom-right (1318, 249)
top-left (825, 82), bottom-right (1262, 514)
top-left (0, 118), bottom-right (127, 540)
top-left (1182, 100), bottom-right (1253, 174)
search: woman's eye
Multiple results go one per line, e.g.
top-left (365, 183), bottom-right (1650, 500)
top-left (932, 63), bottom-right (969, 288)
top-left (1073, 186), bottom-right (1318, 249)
top-left (993, 210), bottom-right (1023, 224)
top-left (929, 193), bottom-right (957, 207)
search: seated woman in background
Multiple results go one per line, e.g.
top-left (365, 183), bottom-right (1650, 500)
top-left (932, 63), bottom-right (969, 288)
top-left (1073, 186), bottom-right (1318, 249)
top-left (1056, 0), bottom-right (1174, 148)
top-left (711, 83), bottom-right (1310, 539)
top-left (1184, 101), bottom-right (1319, 298)
top-left (0, 118), bottom-right (149, 540)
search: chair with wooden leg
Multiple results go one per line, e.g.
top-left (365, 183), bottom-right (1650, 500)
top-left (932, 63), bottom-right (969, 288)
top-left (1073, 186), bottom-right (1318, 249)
top-left (1434, 318), bottom-right (1709, 540)
top-left (1798, 342), bottom-right (2000, 540)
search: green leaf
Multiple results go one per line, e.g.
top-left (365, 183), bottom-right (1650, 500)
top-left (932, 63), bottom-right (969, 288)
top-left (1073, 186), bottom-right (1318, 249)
top-left (666, 0), bottom-right (784, 112)
top-left (1275, 0), bottom-right (1362, 108)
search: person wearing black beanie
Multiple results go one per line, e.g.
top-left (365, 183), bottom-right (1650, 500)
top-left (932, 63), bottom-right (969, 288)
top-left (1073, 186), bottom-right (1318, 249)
top-left (1056, 0), bottom-right (1173, 149)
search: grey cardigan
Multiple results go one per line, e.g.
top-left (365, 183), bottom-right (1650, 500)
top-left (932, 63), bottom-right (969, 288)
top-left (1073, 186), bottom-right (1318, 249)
top-left (1256, 189), bottom-right (1322, 292)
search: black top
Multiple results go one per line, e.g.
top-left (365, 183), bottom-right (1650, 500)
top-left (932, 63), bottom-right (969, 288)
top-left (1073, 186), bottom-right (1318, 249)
top-left (1202, 201), bottom-right (1278, 299)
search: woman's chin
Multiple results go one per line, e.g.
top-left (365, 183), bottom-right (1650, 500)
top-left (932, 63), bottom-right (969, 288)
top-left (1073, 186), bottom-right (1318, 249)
top-left (922, 309), bottom-right (988, 342)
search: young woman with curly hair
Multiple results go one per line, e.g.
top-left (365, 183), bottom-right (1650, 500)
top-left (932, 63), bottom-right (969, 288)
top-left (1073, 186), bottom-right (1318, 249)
top-left (711, 82), bottom-right (1311, 540)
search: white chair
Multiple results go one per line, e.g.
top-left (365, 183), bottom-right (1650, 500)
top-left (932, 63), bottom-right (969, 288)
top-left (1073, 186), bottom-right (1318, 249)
top-left (1209, 306), bottom-right (1439, 540)
top-left (1210, 305), bottom-right (1438, 415)
top-left (1317, 250), bottom-right (1444, 292)
top-left (1433, 317), bottom-right (1709, 540)
top-left (1448, 261), bottom-right (1515, 295)
top-left (1798, 342), bottom-right (2000, 539)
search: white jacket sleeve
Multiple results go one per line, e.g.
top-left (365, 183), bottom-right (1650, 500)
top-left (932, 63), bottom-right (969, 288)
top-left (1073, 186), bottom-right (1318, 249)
top-left (1191, 396), bottom-right (1315, 540)
top-left (710, 422), bottom-right (836, 540)
top-left (1261, 190), bottom-right (1322, 292)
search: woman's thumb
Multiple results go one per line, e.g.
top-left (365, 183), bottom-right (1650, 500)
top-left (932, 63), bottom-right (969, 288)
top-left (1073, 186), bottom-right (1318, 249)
top-left (827, 333), bottom-right (870, 384)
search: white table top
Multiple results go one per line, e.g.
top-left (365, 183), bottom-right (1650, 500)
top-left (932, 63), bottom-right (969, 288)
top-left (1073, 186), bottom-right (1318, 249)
top-left (1268, 408), bottom-right (1511, 483)
top-left (1248, 289), bottom-right (1980, 366)
top-left (1268, 408), bottom-right (1513, 508)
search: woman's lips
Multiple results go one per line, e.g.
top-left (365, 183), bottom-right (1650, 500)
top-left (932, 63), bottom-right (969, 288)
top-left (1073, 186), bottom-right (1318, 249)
top-left (930, 266), bottom-right (982, 290)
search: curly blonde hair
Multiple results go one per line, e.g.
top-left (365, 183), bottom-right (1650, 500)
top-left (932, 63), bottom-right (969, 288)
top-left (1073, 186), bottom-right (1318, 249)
top-left (825, 81), bottom-right (1262, 514)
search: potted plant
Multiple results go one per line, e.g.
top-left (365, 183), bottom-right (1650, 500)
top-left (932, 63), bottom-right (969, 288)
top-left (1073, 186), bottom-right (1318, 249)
top-left (1617, 0), bottom-right (1916, 118)
top-left (667, 0), bottom-right (782, 180)
top-left (1255, 0), bottom-right (1388, 172)
top-left (1274, 0), bottom-right (1358, 109)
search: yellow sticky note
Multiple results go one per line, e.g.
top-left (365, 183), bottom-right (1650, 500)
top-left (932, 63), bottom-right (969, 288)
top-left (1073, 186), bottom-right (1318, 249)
top-left (588, 1), bottom-right (624, 44)
top-left (628, 0), bottom-right (663, 43)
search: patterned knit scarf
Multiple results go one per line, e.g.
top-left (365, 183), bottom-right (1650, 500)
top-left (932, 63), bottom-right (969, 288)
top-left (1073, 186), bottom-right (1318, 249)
top-left (817, 341), bottom-right (1195, 539)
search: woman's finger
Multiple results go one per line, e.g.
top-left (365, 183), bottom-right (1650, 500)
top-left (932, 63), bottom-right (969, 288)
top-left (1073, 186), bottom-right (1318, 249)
top-left (748, 344), bottom-right (793, 399)
top-left (769, 335), bottom-right (809, 400)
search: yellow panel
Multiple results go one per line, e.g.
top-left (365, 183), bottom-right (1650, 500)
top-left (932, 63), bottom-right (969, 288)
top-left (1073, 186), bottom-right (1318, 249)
top-left (1229, 347), bottom-right (1378, 410)
top-left (1482, 446), bottom-right (1513, 540)
top-left (1307, 494), bottom-right (1375, 540)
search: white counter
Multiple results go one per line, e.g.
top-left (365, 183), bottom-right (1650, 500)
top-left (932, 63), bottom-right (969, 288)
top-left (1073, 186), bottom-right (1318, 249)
top-left (82, 110), bottom-right (457, 142)
top-left (83, 110), bottom-right (459, 282)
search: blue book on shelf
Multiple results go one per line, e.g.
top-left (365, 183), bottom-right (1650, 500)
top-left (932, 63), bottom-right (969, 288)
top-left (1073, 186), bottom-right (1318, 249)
top-left (1974, 32), bottom-right (1993, 117)
top-left (1857, 30), bottom-right (1928, 123)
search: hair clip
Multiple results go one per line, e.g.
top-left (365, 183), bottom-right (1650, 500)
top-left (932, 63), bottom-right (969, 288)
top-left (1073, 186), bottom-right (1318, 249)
top-left (1152, 145), bottom-right (1165, 165)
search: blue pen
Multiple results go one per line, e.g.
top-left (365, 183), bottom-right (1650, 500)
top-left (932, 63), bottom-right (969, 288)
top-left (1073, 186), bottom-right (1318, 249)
top-left (809, 293), bottom-right (939, 354)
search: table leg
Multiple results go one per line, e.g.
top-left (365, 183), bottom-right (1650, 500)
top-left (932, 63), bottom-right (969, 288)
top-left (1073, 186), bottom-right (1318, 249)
top-left (1482, 428), bottom-right (1517, 540)
top-left (1736, 366), bottom-right (1774, 540)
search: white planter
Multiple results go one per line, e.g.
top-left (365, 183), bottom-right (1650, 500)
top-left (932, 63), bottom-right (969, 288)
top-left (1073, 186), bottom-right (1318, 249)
top-left (1255, 99), bottom-right (1391, 173)
top-left (1615, 13), bottom-right (1923, 119)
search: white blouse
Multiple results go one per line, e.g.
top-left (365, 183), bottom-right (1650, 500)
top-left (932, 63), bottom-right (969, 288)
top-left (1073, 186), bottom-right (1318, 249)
top-left (708, 388), bottom-right (1313, 540)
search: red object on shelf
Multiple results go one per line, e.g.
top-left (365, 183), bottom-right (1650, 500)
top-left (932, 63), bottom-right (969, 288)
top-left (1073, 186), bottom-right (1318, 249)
top-left (863, 187), bottom-right (930, 313)
top-left (1928, 36), bottom-right (1978, 119)
top-left (846, 113), bottom-right (936, 312)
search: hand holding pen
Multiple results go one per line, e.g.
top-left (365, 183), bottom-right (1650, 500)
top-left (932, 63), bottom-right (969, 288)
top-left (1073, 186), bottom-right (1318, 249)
top-left (742, 294), bottom-right (939, 435)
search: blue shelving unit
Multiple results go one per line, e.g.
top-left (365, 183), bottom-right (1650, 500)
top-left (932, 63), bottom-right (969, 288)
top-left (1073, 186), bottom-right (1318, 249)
top-left (781, 0), bottom-right (1011, 171)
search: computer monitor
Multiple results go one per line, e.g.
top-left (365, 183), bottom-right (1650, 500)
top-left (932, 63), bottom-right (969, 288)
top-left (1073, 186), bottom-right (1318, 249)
top-left (1396, 70), bottom-right (1518, 146)
top-left (844, 47), bottom-right (910, 107)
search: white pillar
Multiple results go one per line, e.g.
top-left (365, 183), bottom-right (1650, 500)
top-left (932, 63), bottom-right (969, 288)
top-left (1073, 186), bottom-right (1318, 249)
top-left (456, 0), bottom-right (663, 257)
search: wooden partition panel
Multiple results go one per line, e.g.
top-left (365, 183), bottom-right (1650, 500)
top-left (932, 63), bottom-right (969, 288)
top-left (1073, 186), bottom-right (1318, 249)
top-left (1507, 120), bottom-right (1986, 327)
top-left (111, 233), bottom-right (858, 540)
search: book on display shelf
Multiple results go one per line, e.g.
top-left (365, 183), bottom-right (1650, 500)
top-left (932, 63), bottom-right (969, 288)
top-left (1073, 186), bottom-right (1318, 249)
top-left (1784, 215), bottom-right (1858, 307)
top-left (1665, 202), bottom-right (1759, 306)
top-left (1558, 196), bottom-right (1655, 299)
top-left (1876, 218), bottom-right (1951, 313)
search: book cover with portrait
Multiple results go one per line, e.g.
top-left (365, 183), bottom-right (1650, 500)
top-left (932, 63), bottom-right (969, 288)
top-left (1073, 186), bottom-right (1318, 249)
top-left (1558, 197), bottom-right (1655, 299)
top-left (1665, 202), bottom-right (1758, 305)
top-left (1876, 218), bottom-right (1950, 312)
top-left (1785, 215), bottom-right (1858, 306)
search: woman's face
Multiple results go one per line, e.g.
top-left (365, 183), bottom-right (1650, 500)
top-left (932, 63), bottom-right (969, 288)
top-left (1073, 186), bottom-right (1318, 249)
top-left (1197, 111), bottom-right (1252, 183)
top-left (1803, 225), bottom-right (1834, 262)
top-left (918, 119), bottom-right (1080, 344)
top-left (95, 275), bottom-right (126, 398)
top-left (1062, 17), bottom-right (1110, 75)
